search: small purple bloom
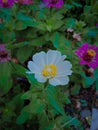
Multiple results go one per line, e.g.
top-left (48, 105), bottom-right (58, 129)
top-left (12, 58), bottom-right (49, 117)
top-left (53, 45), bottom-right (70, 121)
top-left (16, 0), bottom-right (34, 4)
top-left (43, 0), bottom-right (64, 8)
top-left (0, 0), bottom-right (15, 8)
top-left (75, 43), bottom-right (98, 69)
top-left (96, 23), bottom-right (98, 27)
top-left (0, 44), bottom-right (11, 62)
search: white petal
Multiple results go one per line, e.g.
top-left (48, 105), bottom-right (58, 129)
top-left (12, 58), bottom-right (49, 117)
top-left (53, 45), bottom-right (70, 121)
top-left (46, 50), bottom-right (62, 64)
top-left (49, 78), bottom-right (61, 86)
top-left (28, 61), bottom-right (41, 73)
top-left (49, 76), bottom-right (69, 86)
top-left (56, 61), bottom-right (72, 76)
top-left (35, 74), bottom-right (46, 83)
top-left (33, 51), bottom-right (46, 68)
top-left (61, 55), bottom-right (66, 60)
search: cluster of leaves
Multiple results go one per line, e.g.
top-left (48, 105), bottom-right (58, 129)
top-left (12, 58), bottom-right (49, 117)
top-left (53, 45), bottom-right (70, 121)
top-left (0, 0), bottom-right (98, 129)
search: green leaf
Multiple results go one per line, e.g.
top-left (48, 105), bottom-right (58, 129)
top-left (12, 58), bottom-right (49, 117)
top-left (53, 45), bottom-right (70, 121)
top-left (21, 91), bottom-right (32, 100)
top-left (44, 123), bottom-right (55, 130)
top-left (17, 46), bottom-right (33, 63)
top-left (94, 69), bottom-right (98, 79)
top-left (15, 21), bottom-right (27, 30)
top-left (0, 8), bottom-right (12, 15)
top-left (65, 18), bottom-right (76, 28)
top-left (0, 62), bottom-right (12, 96)
top-left (64, 38), bottom-right (71, 46)
top-left (72, 2), bottom-right (82, 7)
top-left (81, 73), bottom-right (95, 87)
top-left (51, 32), bottom-right (59, 48)
top-left (27, 99), bottom-right (45, 114)
top-left (16, 111), bottom-right (30, 124)
top-left (64, 4), bottom-right (73, 9)
top-left (95, 79), bottom-right (98, 90)
top-left (65, 94), bottom-right (71, 104)
top-left (7, 41), bottom-right (29, 49)
top-left (16, 13), bottom-right (33, 21)
top-left (30, 37), bottom-right (45, 46)
top-left (53, 20), bottom-right (63, 30)
top-left (71, 84), bottom-right (81, 95)
top-left (46, 25), bottom-right (52, 32)
top-left (88, 30), bottom-right (97, 37)
top-left (39, 112), bottom-right (55, 130)
top-left (47, 85), bottom-right (65, 115)
top-left (26, 74), bottom-right (38, 85)
top-left (26, 74), bottom-right (43, 89)
top-left (11, 62), bottom-right (27, 77)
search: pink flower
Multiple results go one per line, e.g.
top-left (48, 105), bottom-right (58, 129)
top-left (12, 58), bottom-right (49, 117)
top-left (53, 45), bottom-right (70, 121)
top-left (73, 33), bottom-right (82, 42)
top-left (75, 43), bottom-right (98, 69)
top-left (0, 44), bottom-right (11, 62)
top-left (67, 28), bottom-right (74, 33)
top-left (43, 0), bottom-right (64, 8)
top-left (0, 0), bottom-right (15, 8)
top-left (16, 0), bottom-right (33, 4)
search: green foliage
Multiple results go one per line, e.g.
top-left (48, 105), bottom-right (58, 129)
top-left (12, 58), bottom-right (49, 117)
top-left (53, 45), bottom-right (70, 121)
top-left (0, 0), bottom-right (98, 129)
top-left (46, 85), bottom-right (65, 115)
top-left (0, 62), bottom-right (12, 96)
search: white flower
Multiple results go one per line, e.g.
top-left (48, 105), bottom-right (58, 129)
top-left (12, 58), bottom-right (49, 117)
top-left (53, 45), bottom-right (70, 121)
top-left (27, 50), bottom-right (72, 86)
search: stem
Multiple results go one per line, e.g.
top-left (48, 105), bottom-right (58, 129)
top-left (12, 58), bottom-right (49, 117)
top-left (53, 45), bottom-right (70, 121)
top-left (67, 32), bottom-right (70, 39)
top-left (44, 79), bottom-right (49, 89)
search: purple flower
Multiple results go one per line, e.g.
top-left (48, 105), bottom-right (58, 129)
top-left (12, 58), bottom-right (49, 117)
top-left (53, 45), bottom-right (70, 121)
top-left (16, 0), bottom-right (34, 4)
top-left (96, 23), bottom-right (98, 27)
top-left (0, 44), bottom-right (11, 62)
top-left (75, 43), bottom-right (98, 69)
top-left (0, 0), bottom-right (15, 8)
top-left (42, 0), bottom-right (64, 8)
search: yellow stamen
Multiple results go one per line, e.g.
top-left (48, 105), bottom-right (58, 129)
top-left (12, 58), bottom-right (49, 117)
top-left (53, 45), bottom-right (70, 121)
top-left (2, 0), bottom-right (8, 3)
top-left (87, 49), bottom-right (96, 57)
top-left (42, 64), bottom-right (57, 78)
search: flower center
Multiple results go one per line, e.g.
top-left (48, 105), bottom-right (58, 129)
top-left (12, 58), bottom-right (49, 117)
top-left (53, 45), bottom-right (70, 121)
top-left (0, 51), bottom-right (8, 58)
top-left (42, 64), bottom-right (57, 78)
top-left (2, 0), bottom-right (8, 3)
top-left (87, 49), bottom-right (96, 57)
top-left (83, 49), bottom-right (96, 62)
